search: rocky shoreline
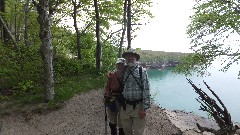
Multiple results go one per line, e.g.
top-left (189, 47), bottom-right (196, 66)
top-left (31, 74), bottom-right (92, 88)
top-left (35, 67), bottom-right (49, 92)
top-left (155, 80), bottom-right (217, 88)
top-left (0, 89), bottom-right (233, 135)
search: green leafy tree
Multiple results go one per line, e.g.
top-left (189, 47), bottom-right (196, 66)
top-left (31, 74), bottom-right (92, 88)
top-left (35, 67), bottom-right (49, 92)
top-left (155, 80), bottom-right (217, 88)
top-left (173, 1), bottom-right (240, 133)
top-left (175, 0), bottom-right (240, 77)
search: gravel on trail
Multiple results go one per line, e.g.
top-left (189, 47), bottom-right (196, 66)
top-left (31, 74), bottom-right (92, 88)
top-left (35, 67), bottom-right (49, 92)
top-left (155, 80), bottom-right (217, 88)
top-left (0, 89), bottom-right (221, 135)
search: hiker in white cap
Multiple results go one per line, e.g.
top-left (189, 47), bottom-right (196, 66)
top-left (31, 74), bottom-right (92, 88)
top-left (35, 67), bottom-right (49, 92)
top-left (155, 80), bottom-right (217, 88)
top-left (104, 58), bottom-right (126, 135)
top-left (120, 48), bottom-right (150, 135)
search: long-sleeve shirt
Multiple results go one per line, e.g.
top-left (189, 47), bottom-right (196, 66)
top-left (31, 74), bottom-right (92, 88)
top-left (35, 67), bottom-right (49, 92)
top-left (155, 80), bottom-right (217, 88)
top-left (105, 70), bottom-right (123, 97)
top-left (122, 65), bottom-right (151, 110)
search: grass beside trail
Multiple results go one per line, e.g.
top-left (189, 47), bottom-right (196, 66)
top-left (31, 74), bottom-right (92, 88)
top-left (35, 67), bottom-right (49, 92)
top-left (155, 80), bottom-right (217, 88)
top-left (0, 74), bottom-right (106, 116)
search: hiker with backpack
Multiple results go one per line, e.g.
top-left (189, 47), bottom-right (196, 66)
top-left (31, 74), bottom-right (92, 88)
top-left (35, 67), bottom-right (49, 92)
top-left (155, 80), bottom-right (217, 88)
top-left (119, 49), bottom-right (150, 135)
top-left (104, 58), bottom-right (126, 135)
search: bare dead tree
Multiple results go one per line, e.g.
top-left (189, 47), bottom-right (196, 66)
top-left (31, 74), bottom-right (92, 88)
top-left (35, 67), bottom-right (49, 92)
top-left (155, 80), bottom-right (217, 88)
top-left (187, 78), bottom-right (239, 135)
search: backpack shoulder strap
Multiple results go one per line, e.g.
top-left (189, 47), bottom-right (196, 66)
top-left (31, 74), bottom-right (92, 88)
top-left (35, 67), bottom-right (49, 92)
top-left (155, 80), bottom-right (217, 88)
top-left (139, 66), bottom-right (143, 89)
top-left (139, 66), bottom-right (142, 80)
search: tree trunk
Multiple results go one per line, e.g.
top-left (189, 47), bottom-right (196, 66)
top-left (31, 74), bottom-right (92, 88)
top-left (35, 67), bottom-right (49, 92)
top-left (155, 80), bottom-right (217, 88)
top-left (35, 0), bottom-right (55, 101)
top-left (118, 0), bottom-right (128, 58)
top-left (0, 0), bottom-right (10, 44)
top-left (127, 0), bottom-right (131, 50)
top-left (14, 0), bottom-right (17, 41)
top-left (72, 0), bottom-right (82, 60)
top-left (23, 0), bottom-right (30, 46)
top-left (0, 0), bottom-right (5, 42)
top-left (94, 0), bottom-right (102, 73)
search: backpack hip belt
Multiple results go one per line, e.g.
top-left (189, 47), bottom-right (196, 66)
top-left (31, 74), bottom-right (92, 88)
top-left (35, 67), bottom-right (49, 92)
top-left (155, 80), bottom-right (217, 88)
top-left (125, 99), bottom-right (142, 109)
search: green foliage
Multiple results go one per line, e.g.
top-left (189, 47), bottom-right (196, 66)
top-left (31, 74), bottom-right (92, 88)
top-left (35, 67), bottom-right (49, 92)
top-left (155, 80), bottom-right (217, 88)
top-left (0, 45), bottom-right (43, 90)
top-left (4, 0), bottom-right (40, 46)
top-left (52, 29), bottom-right (117, 75)
top-left (52, 74), bottom-right (106, 103)
top-left (14, 80), bottom-right (34, 95)
top-left (173, 53), bottom-right (211, 76)
top-left (0, 74), bottom-right (106, 107)
top-left (180, 0), bottom-right (240, 77)
top-left (0, 0), bottom-right (156, 110)
top-left (54, 55), bottom-right (84, 77)
top-left (52, 30), bottom-right (98, 75)
top-left (102, 42), bottom-right (118, 72)
top-left (80, 33), bottom-right (96, 50)
top-left (0, 96), bottom-right (9, 101)
top-left (51, 26), bottom-right (75, 55)
top-left (0, 74), bottom-right (106, 114)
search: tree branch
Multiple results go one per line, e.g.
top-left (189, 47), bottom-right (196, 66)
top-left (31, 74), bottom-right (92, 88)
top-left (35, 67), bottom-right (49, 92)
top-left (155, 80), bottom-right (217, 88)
top-left (0, 16), bottom-right (16, 45)
top-left (102, 29), bottom-right (122, 45)
top-left (80, 21), bottom-right (93, 35)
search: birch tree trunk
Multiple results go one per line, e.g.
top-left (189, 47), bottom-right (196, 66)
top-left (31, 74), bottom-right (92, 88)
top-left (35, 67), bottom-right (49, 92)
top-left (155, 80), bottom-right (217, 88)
top-left (34, 0), bottom-right (55, 101)
top-left (94, 0), bottom-right (102, 73)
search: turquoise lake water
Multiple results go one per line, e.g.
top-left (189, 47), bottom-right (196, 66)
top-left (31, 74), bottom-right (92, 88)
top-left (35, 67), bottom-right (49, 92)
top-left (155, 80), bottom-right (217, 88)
top-left (148, 66), bottom-right (240, 123)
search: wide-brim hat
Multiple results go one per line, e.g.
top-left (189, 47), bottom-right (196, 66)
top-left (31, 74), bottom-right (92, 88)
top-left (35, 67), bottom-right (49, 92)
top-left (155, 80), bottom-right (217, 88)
top-left (122, 48), bottom-right (140, 61)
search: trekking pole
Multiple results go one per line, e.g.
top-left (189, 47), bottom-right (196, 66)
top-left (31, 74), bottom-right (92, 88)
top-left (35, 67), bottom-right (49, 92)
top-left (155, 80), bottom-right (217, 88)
top-left (104, 102), bottom-right (108, 135)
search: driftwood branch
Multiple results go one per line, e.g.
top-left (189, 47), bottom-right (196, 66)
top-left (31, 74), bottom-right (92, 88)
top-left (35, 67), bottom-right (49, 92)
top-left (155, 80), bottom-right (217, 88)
top-left (187, 78), bottom-right (239, 135)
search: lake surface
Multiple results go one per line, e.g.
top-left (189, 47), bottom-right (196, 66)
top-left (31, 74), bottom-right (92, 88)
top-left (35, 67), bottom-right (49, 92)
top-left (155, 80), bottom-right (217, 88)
top-left (148, 66), bottom-right (240, 122)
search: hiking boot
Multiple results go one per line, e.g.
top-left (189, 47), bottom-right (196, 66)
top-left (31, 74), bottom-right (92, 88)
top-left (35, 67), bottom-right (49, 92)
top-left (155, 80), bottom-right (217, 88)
top-left (119, 128), bottom-right (125, 135)
top-left (109, 123), bottom-right (117, 135)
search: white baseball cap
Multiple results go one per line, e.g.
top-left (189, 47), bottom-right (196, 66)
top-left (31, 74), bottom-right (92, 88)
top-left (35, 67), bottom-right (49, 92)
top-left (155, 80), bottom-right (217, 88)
top-left (115, 58), bottom-right (125, 64)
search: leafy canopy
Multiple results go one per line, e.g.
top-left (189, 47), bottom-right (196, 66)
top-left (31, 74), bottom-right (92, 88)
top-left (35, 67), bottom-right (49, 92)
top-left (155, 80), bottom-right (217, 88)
top-left (175, 0), bottom-right (240, 77)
